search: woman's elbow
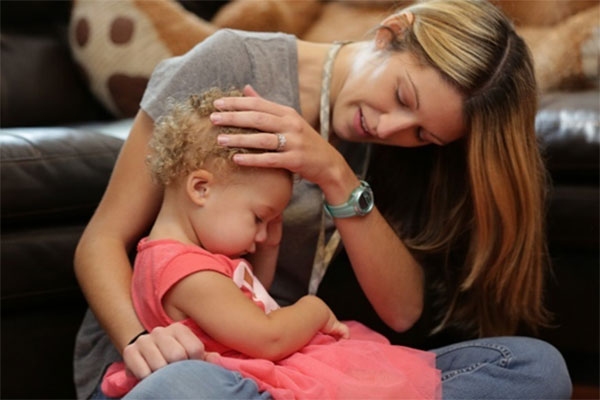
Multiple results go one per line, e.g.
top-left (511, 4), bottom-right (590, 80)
top-left (73, 233), bottom-right (90, 276)
top-left (383, 300), bottom-right (423, 333)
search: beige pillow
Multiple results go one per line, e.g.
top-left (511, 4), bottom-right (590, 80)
top-left (69, 0), bottom-right (214, 117)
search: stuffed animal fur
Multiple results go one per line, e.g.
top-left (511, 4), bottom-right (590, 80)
top-left (69, 0), bottom-right (599, 118)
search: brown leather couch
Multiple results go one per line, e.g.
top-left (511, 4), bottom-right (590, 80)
top-left (1, 1), bottom-right (598, 399)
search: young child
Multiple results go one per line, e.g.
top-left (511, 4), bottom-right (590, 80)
top-left (101, 88), bottom-right (441, 399)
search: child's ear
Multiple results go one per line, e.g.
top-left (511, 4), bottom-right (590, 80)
top-left (186, 169), bottom-right (213, 206)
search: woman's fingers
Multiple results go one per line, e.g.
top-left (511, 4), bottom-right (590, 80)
top-left (232, 152), bottom-right (294, 171)
top-left (122, 335), bottom-right (167, 379)
top-left (243, 84), bottom-right (261, 98)
top-left (211, 110), bottom-right (286, 133)
top-left (171, 322), bottom-right (206, 361)
top-left (213, 95), bottom-right (290, 117)
top-left (121, 323), bottom-right (206, 380)
top-left (218, 132), bottom-right (281, 151)
top-left (122, 346), bottom-right (152, 379)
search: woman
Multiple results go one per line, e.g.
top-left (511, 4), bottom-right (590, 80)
top-left (74, 0), bottom-right (571, 398)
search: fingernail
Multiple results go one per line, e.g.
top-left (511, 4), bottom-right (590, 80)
top-left (233, 154), bottom-right (245, 163)
top-left (217, 135), bottom-right (229, 145)
top-left (210, 113), bottom-right (221, 123)
top-left (213, 99), bottom-right (224, 109)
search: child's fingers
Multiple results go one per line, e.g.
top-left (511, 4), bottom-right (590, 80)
top-left (333, 322), bottom-right (350, 340)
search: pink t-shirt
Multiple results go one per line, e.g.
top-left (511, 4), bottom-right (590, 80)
top-left (102, 239), bottom-right (441, 399)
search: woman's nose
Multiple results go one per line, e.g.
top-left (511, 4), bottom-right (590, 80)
top-left (376, 112), bottom-right (416, 139)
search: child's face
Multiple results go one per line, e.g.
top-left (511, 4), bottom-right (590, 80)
top-left (195, 169), bottom-right (292, 258)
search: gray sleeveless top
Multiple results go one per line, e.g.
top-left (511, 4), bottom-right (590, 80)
top-left (74, 29), bottom-right (369, 399)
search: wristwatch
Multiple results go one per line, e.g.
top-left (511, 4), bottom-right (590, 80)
top-left (324, 180), bottom-right (374, 218)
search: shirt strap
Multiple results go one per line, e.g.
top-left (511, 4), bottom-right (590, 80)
top-left (309, 41), bottom-right (371, 295)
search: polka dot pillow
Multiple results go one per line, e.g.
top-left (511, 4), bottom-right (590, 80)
top-left (69, 0), bottom-right (215, 117)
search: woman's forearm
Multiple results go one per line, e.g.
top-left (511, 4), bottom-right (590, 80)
top-left (74, 234), bottom-right (143, 353)
top-left (74, 110), bottom-right (163, 353)
top-left (321, 160), bottom-right (424, 332)
top-left (335, 208), bottom-right (424, 332)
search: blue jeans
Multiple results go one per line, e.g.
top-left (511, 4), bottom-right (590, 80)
top-left (92, 336), bottom-right (572, 399)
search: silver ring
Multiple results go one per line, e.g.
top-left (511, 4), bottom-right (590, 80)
top-left (276, 134), bottom-right (286, 152)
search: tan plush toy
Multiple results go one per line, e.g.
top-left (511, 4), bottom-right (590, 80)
top-left (515, 3), bottom-right (600, 91)
top-left (69, 0), bottom-right (599, 118)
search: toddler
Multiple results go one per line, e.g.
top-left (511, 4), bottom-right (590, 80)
top-left (101, 88), bottom-right (441, 399)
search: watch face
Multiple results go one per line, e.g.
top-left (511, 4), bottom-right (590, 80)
top-left (358, 191), bottom-right (372, 211)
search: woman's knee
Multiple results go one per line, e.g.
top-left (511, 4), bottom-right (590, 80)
top-left (436, 336), bottom-right (572, 399)
top-left (507, 337), bottom-right (572, 399)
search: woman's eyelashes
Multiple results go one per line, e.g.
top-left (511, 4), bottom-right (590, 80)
top-left (396, 87), bottom-right (429, 145)
top-left (396, 87), bottom-right (407, 108)
top-left (254, 215), bottom-right (263, 225)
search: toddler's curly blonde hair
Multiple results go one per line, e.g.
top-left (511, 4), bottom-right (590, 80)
top-left (147, 88), bottom-right (261, 186)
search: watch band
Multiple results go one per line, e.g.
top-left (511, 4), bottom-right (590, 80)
top-left (324, 180), bottom-right (374, 218)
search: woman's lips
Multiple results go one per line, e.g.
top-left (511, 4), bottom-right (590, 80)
top-left (354, 108), bottom-right (371, 137)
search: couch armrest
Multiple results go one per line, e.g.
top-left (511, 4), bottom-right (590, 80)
top-left (1, 127), bottom-right (124, 226)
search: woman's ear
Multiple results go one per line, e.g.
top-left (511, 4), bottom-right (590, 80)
top-left (376, 12), bottom-right (414, 49)
top-left (186, 169), bottom-right (214, 206)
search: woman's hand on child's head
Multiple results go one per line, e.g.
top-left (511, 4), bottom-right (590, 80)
top-left (214, 85), bottom-right (345, 188)
top-left (122, 322), bottom-right (207, 380)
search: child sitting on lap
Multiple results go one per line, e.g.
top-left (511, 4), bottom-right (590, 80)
top-left (101, 88), bottom-right (441, 399)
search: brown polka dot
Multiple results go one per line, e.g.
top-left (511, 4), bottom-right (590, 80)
top-left (110, 17), bottom-right (135, 45)
top-left (75, 17), bottom-right (89, 47)
top-left (108, 74), bottom-right (149, 117)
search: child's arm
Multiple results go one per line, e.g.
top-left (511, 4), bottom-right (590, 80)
top-left (163, 270), bottom-right (347, 361)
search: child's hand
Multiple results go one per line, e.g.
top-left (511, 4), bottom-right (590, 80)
top-left (262, 214), bottom-right (283, 248)
top-left (322, 310), bottom-right (350, 340)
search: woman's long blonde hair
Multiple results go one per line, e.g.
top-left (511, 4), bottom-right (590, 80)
top-left (382, 0), bottom-right (549, 336)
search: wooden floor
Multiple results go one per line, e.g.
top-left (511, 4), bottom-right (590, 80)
top-left (573, 384), bottom-right (600, 400)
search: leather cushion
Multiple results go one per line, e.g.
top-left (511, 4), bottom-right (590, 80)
top-left (537, 91), bottom-right (599, 183)
top-left (1, 128), bottom-right (123, 225)
top-left (0, 31), bottom-right (109, 127)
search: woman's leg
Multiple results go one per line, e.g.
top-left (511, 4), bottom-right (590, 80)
top-left (431, 336), bottom-right (572, 399)
top-left (91, 360), bottom-right (271, 399)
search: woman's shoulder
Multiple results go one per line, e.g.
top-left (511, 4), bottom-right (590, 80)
top-left (141, 29), bottom-right (300, 120)
top-left (177, 29), bottom-right (297, 67)
top-left (208, 28), bottom-right (297, 44)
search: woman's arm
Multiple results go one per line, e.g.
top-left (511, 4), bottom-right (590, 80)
top-left (212, 87), bottom-right (424, 332)
top-left (165, 271), bottom-right (348, 361)
top-left (74, 110), bottom-right (205, 378)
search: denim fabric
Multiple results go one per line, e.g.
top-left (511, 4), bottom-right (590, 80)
top-left (120, 360), bottom-right (272, 400)
top-left (432, 336), bottom-right (572, 399)
top-left (91, 337), bottom-right (571, 400)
